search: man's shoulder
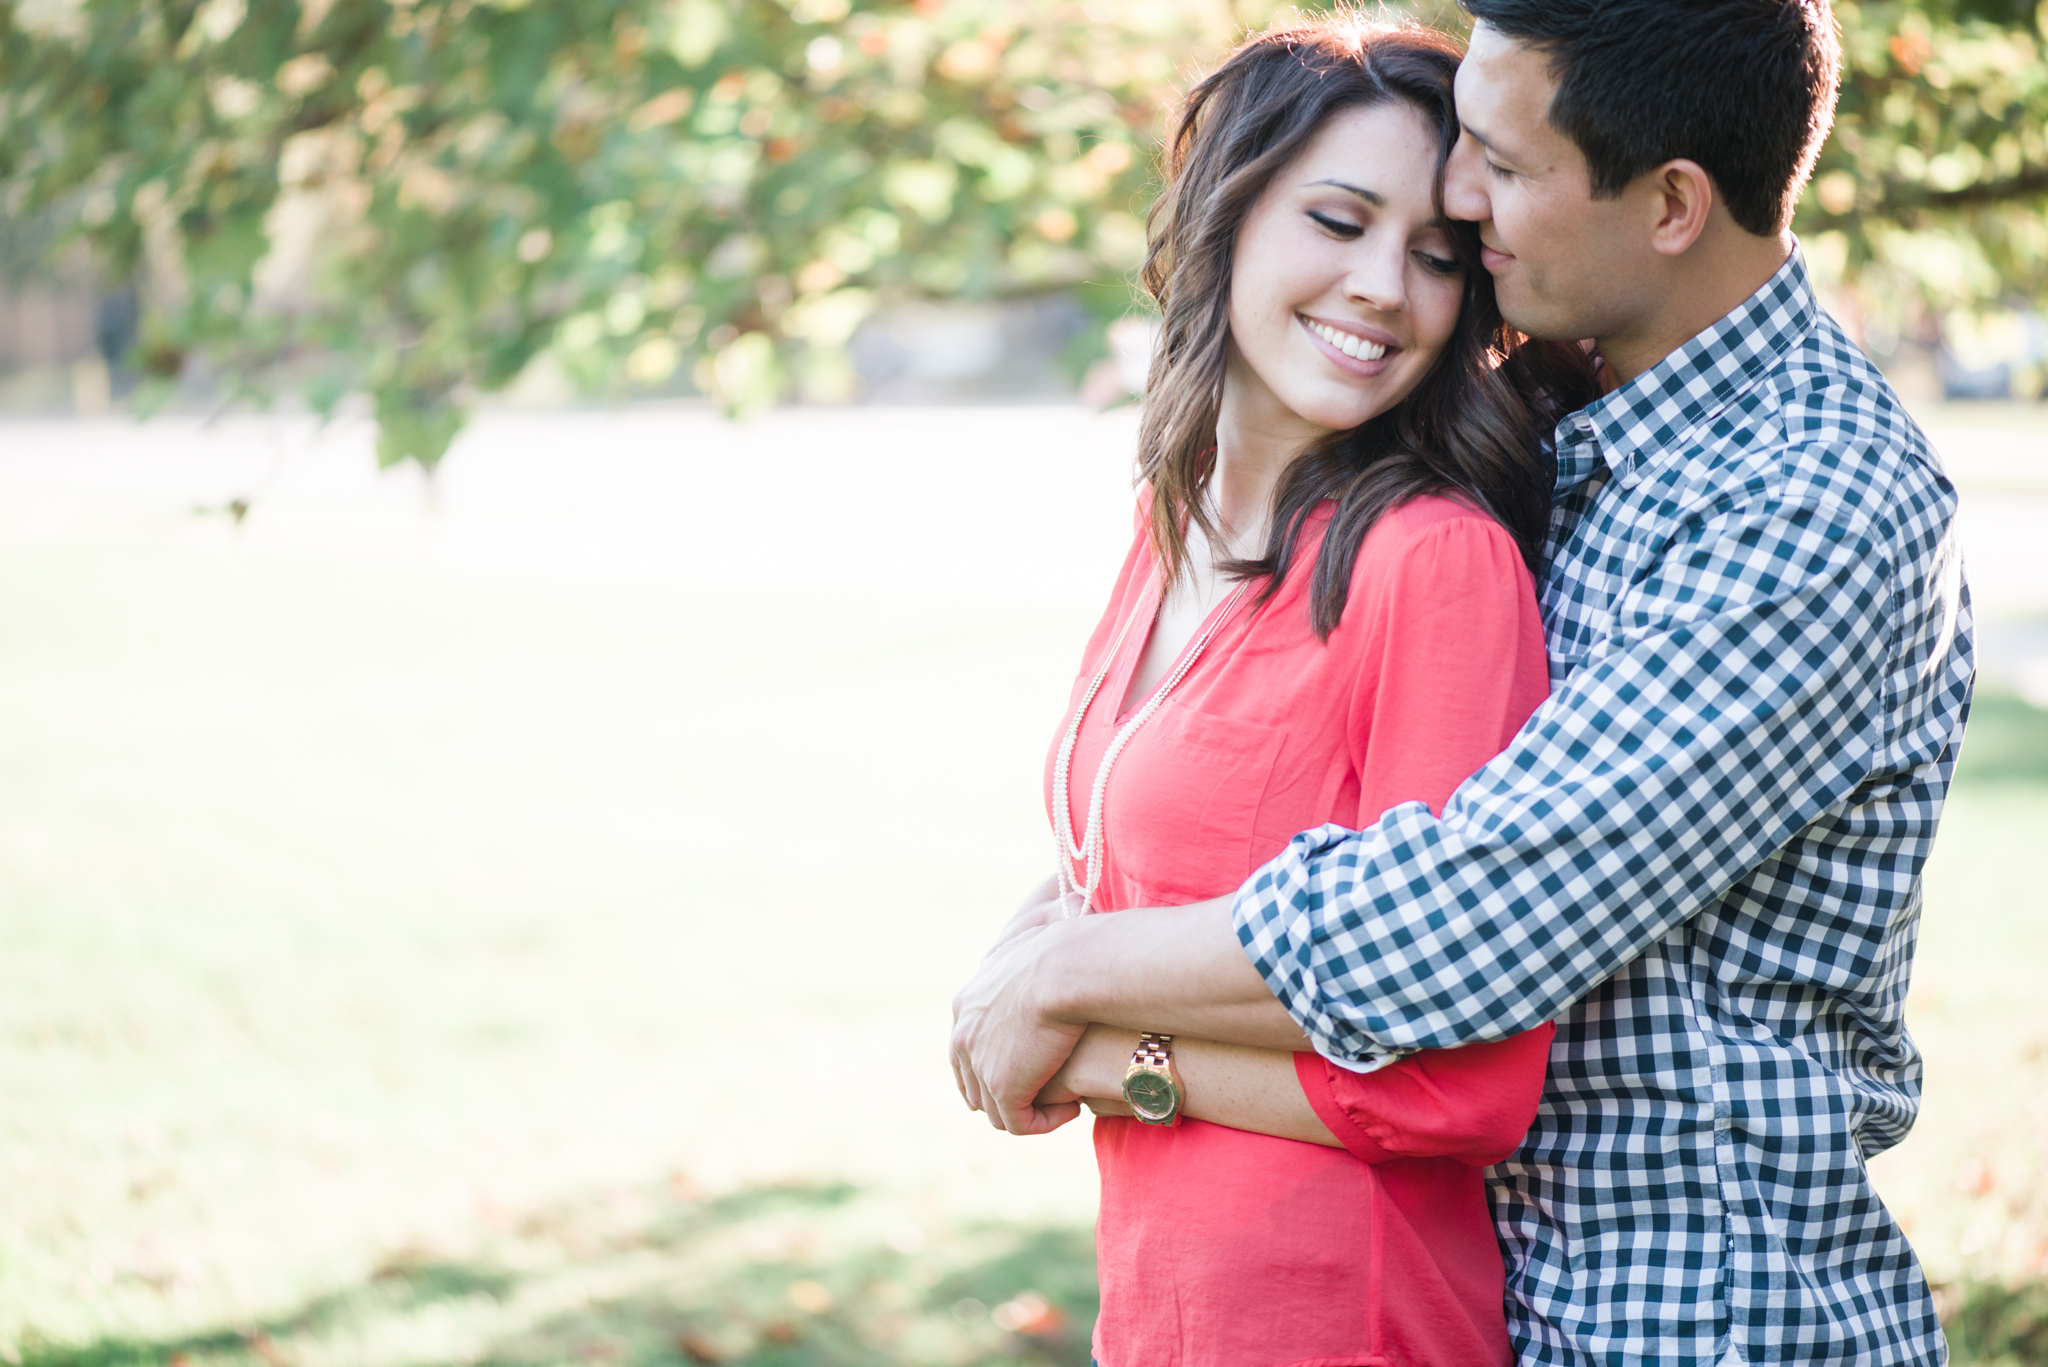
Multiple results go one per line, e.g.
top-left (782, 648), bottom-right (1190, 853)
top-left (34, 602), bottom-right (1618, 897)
top-left (1659, 311), bottom-right (1953, 542)
top-left (1763, 312), bottom-right (1954, 533)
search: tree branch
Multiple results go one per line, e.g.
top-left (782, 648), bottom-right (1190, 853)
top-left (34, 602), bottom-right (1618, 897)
top-left (1884, 165), bottom-right (2048, 213)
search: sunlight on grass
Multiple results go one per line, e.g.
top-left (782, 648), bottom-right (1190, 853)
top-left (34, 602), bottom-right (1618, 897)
top-left (14, 1177), bottom-right (1096, 1367)
top-left (0, 410), bottom-right (1124, 1365)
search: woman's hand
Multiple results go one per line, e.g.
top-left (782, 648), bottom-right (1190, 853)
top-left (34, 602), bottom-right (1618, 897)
top-left (1035, 1023), bottom-right (1139, 1115)
top-left (1041, 1024), bottom-right (1344, 1147)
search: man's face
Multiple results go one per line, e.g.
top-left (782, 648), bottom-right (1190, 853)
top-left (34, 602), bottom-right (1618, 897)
top-left (1444, 22), bottom-right (1653, 344)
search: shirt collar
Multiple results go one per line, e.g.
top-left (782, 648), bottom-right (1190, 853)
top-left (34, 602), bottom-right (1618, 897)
top-left (1552, 246), bottom-right (1818, 495)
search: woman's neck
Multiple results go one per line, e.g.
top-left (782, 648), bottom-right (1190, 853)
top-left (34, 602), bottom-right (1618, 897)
top-left (1209, 355), bottom-right (1327, 559)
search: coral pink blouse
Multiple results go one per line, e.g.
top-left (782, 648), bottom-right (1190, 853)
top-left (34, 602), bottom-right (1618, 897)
top-left (1047, 494), bottom-right (1556, 1367)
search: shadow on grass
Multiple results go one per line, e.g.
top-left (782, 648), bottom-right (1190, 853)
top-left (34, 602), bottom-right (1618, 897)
top-left (20, 1179), bottom-right (1096, 1367)
top-left (1955, 689), bottom-right (2048, 789)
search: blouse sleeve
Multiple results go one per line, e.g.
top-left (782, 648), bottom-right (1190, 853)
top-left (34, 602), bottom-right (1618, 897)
top-left (1295, 504), bottom-right (1555, 1167)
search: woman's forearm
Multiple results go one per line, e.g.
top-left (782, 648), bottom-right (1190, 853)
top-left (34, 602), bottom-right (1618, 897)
top-left (1045, 1024), bottom-right (1340, 1148)
top-left (950, 896), bottom-right (1312, 1136)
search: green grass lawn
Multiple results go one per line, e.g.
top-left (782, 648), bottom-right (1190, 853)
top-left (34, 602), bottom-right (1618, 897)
top-left (0, 527), bottom-right (1106, 1367)
top-left (2, 456), bottom-right (2044, 1366)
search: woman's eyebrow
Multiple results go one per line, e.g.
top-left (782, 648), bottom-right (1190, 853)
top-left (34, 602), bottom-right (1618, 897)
top-left (1308, 178), bottom-right (1384, 206)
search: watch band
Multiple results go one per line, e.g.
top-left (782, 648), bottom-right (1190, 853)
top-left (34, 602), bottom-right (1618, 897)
top-left (1132, 1032), bottom-right (1174, 1067)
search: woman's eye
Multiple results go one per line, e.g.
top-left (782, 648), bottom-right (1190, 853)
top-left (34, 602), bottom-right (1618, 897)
top-left (1416, 252), bottom-right (1461, 276)
top-left (1306, 210), bottom-right (1362, 239)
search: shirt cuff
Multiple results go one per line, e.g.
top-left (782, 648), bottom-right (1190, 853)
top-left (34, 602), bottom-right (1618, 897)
top-left (1233, 819), bottom-right (1422, 1074)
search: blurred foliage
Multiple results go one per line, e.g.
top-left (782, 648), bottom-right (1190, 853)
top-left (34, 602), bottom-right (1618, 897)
top-left (1799, 0), bottom-right (2048, 352)
top-left (0, 0), bottom-right (1280, 465)
top-left (0, 0), bottom-right (2045, 467)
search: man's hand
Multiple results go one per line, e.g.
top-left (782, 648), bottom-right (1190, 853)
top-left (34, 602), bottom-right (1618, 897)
top-left (986, 873), bottom-right (1067, 955)
top-left (950, 918), bottom-right (1089, 1135)
top-left (949, 893), bottom-right (1309, 1136)
top-left (1037, 1022), bottom-right (1139, 1118)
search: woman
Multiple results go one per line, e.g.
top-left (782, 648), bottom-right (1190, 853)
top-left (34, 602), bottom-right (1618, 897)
top-left (986, 15), bottom-right (1598, 1367)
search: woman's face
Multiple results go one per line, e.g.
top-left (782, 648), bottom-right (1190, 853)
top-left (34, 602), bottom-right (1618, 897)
top-left (1225, 101), bottom-right (1467, 442)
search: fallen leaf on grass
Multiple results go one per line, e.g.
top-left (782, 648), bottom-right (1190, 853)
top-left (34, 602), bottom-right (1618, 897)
top-left (676, 1330), bottom-right (724, 1364)
top-left (992, 1291), bottom-right (1068, 1336)
top-left (242, 1331), bottom-right (292, 1367)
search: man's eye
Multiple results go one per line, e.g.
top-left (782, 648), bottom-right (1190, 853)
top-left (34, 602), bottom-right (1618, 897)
top-left (1307, 210), bottom-right (1362, 239)
top-left (1486, 160), bottom-right (1514, 180)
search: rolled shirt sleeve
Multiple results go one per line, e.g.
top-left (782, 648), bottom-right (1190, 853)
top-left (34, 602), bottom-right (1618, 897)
top-left (1294, 1024), bottom-right (1555, 1166)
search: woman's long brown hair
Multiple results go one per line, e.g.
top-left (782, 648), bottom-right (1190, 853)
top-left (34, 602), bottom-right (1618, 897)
top-left (1137, 14), bottom-right (1599, 637)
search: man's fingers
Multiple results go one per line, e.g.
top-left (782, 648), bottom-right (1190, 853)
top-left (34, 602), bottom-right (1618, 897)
top-left (997, 1099), bottom-right (1082, 1136)
top-left (1035, 1075), bottom-right (1081, 1107)
top-left (952, 1039), bottom-right (987, 1113)
top-left (951, 1051), bottom-right (977, 1111)
top-left (947, 915), bottom-right (1090, 1137)
top-left (948, 1026), bottom-right (976, 1107)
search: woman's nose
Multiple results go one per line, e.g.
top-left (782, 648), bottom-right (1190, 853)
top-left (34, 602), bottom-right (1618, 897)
top-left (1345, 238), bottom-right (1409, 314)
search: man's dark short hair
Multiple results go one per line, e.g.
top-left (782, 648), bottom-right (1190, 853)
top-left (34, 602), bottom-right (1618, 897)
top-left (1460, 0), bottom-right (1841, 235)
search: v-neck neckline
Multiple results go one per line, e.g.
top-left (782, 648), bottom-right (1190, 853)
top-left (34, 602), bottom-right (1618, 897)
top-left (1109, 571), bottom-right (1244, 727)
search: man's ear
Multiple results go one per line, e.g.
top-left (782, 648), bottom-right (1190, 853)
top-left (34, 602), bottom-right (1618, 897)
top-left (1644, 158), bottom-right (1714, 258)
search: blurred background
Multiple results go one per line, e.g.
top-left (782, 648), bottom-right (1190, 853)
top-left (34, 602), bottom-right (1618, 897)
top-left (0, 1), bottom-right (2045, 1365)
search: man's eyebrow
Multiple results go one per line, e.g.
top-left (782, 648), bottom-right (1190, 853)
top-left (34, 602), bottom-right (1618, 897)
top-left (1309, 178), bottom-right (1383, 206)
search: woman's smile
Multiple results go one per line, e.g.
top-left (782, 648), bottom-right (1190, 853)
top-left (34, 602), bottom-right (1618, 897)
top-left (1224, 101), bottom-right (1466, 444)
top-left (1298, 313), bottom-right (1399, 372)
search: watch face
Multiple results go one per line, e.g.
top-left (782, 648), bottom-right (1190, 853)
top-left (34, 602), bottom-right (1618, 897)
top-left (1123, 1068), bottom-right (1178, 1121)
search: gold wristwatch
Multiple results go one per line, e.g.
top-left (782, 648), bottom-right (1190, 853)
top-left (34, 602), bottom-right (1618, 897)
top-left (1120, 1032), bottom-right (1184, 1125)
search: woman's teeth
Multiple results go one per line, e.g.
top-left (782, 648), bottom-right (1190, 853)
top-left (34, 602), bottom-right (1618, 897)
top-left (1305, 319), bottom-right (1387, 361)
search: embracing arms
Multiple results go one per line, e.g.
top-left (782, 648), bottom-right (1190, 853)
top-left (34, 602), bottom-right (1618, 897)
top-left (955, 493), bottom-right (1927, 1133)
top-left (952, 888), bottom-right (1312, 1135)
top-left (956, 889), bottom-right (1553, 1161)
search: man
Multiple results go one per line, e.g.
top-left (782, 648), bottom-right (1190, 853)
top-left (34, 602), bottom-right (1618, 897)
top-left (951, 1), bottom-right (1974, 1362)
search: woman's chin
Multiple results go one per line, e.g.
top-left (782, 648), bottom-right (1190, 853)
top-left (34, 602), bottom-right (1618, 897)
top-left (1287, 388), bottom-right (1404, 435)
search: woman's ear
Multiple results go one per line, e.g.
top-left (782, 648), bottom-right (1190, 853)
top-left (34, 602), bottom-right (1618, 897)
top-left (1642, 158), bottom-right (1715, 258)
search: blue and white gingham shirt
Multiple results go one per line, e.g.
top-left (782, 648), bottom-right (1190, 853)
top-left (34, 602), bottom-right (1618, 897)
top-left (1235, 250), bottom-right (1972, 1366)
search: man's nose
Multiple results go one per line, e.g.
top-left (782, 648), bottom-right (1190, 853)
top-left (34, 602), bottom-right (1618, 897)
top-left (1443, 134), bottom-right (1489, 224)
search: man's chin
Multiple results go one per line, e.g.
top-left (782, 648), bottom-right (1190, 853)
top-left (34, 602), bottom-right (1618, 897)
top-left (1497, 292), bottom-right (1579, 345)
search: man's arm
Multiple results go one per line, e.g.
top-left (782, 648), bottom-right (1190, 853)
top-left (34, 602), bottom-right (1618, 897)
top-left (1240, 493), bottom-right (1907, 1066)
top-left (954, 493), bottom-right (1915, 1128)
top-left (949, 898), bottom-right (1309, 1135)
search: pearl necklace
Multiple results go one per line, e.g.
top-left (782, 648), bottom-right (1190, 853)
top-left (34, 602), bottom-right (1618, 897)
top-left (1051, 576), bottom-right (1249, 919)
